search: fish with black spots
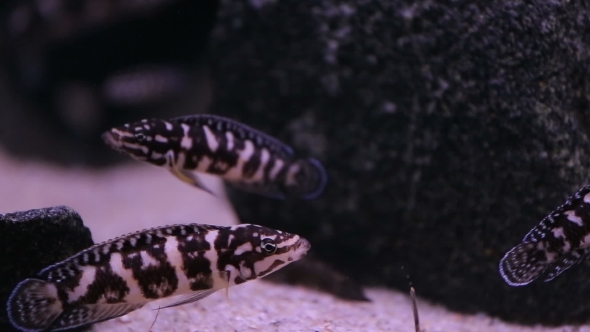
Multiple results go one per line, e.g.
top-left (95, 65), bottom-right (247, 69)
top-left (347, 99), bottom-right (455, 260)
top-left (102, 114), bottom-right (327, 199)
top-left (499, 184), bottom-right (590, 286)
top-left (7, 223), bottom-right (310, 331)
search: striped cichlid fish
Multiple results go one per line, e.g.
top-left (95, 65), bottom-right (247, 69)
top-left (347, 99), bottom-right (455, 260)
top-left (102, 114), bottom-right (327, 199)
top-left (499, 185), bottom-right (590, 286)
top-left (7, 223), bottom-right (310, 331)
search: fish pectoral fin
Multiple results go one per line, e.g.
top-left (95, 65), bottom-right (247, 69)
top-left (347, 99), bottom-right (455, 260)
top-left (169, 168), bottom-right (216, 196)
top-left (155, 289), bottom-right (219, 310)
top-left (166, 152), bottom-right (216, 196)
top-left (220, 270), bottom-right (231, 304)
top-left (49, 303), bottom-right (145, 330)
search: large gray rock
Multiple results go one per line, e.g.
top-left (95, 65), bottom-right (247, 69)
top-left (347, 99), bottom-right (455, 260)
top-left (0, 206), bottom-right (94, 331)
top-left (208, 0), bottom-right (590, 325)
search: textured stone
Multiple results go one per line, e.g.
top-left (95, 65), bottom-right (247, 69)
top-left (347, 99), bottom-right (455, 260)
top-left (0, 206), bottom-right (94, 331)
top-left (208, 0), bottom-right (590, 325)
top-left (265, 255), bottom-right (370, 302)
top-left (0, 0), bottom-right (218, 166)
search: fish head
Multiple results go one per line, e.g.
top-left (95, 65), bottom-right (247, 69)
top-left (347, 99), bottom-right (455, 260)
top-left (102, 119), bottom-right (169, 165)
top-left (231, 225), bottom-right (311, 280)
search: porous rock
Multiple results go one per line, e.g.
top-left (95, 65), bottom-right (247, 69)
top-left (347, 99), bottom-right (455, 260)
top-left (208, 0), bottom-right (590, 325)
top-left (0, 206), bottom-right (94, 331)
top-left (265, 255), bottom-right (370, 302)
top-left (0, 0), bottom-right (218, 166)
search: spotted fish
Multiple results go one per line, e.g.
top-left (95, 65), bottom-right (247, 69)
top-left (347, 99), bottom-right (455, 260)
top-left (7, 223), bottom-right (310, 331)
top-left (102, 114), bottom-right (327, 199)
top-left (499, 185), bottom-right (590, 286)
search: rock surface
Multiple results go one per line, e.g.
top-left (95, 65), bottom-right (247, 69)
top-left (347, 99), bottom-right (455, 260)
top-left (208, 0), bottom-right (590, 325)
top-left (0, 0), bottom-right (217, 166)
top-left (0, 206), bottom-right (94, 332)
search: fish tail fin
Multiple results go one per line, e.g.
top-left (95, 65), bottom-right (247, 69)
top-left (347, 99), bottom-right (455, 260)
top-left (287, 158), bottom-right (327, 200)
top-left (499, 243), bottom-right (549, 286)
top-left (7, 278), bottom-right (63, 332)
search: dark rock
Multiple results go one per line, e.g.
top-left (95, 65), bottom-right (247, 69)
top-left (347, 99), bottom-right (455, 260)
top-left (265, 255), bottom-right (370, 302)
top-left (0, 206), bottom-right (94, 331)
top-left (0, 0), bottom-right (218, 166)
top-left (208, 0), bottom-right (590, 325)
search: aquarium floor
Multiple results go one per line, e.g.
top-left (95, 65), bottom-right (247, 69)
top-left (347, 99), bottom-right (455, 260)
top-left (0, 149), bottom-right (586, 332)
top-left (93, 279), bottom-right (589, 332)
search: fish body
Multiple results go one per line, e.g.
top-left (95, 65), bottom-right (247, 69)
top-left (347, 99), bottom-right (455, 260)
top-left (7, 223), bottom-right (310, 331)
top-left (102, 114), bottom-right (327, 199)
top-left (499, 185), bottom-right (590, 286)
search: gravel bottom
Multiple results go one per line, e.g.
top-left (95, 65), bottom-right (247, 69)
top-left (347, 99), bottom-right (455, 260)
top-left (0, 152), bottom-right (236, 242)
top-left (94, 281), bottom-right (588, 332)
top-left (0, 149), bottom-right (587, 332)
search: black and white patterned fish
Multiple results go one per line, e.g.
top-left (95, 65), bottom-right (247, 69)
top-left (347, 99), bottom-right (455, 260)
top-left (499, 185), bottom-right (590, 286)
top-left (102, 114), bottom-right (328, 199)
top-left (7, 223), bottom-right (310, 331)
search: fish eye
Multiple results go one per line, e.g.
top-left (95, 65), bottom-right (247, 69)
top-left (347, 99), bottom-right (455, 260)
top-left (134, 133), bottom-right (146, 142)
top-left (260, 238), bottom-right (277, 255)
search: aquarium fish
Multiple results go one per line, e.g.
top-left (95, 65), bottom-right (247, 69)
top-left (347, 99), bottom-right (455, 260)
top-left (102, 114), bottom-right (327, 199)
top-left (499, 185), bottom-right (590, 286)
top-left (7, 223), bottom-right (310, 332)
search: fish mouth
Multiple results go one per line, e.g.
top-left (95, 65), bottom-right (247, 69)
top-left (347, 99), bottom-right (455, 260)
top-left (101, 130), bottom-right (123, 150)
top-left (294, 238), bottom-right (311, 259)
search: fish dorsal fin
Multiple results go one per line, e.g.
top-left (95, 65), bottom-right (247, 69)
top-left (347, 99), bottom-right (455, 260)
top-left (171, 114), bottom-right (295, 157)
top-left (523, 185), bottom-right (590, 243)
top-left (543, 248), bottom-right (590, 282)
top-left (49, 303), bottom-right (145, 331)
top-left (155, 289), bottom-right (218, 310)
